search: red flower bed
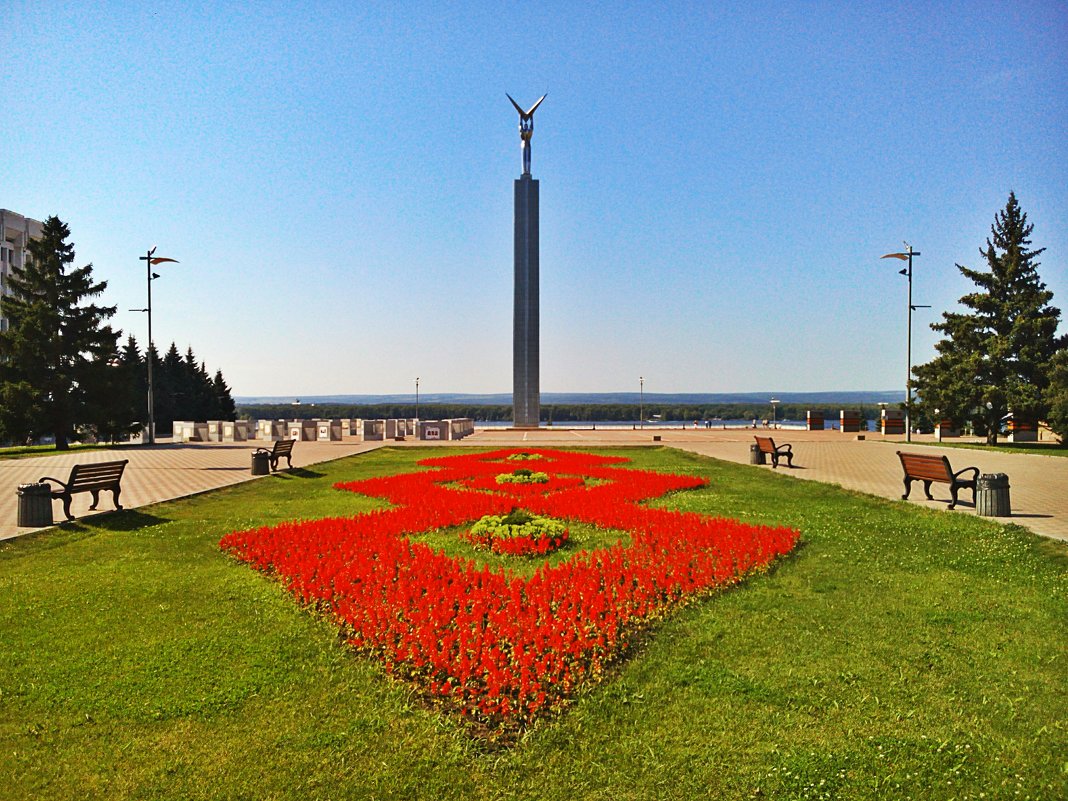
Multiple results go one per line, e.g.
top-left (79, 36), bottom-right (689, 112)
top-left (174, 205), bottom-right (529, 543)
top-left (220, 448), bottom-right (799, 733)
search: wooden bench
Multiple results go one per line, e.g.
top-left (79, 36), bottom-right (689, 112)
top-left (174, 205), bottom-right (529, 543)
top-left (39, 460), bottom-right (128, 522)
top-left (754, 436), bottom-right (794, 468)
top-left (254, 438), bottom-right (295, 471)
top-left (896, 451), bottom-right (979, 510)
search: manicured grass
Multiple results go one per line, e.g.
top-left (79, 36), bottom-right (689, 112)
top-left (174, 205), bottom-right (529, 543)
top-left (1, 447), bottom-right (1065, 800)
top-left (0, 442), bottom-right (123, 461)
top-left (911, 440), bottom-right (1067, 457)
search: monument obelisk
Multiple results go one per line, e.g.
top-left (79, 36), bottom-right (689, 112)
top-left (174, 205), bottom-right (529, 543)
top-left (508, 93), bottom-right (546, 429)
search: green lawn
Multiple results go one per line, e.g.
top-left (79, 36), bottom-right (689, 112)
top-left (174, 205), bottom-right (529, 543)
top-left (909, 440), bottom-right (1068, 457)
top-left (1, 447), bottom-right (1065, 800)
top-left (0, 442), bottom-right (123, 461)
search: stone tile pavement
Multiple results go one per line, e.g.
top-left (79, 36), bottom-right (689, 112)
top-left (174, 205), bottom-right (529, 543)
top-left (0, 439), bottom-right (383, 541)
top-left (3, 428), bottom-right (1065, 544)
top-left (658, 429), bottom-right (1068, 543)
top-left (463, 427), bottom-right (1068, 542)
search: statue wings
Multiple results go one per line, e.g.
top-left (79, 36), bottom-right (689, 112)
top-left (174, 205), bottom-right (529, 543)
top-left (507, 93), bottom-right (547, 120)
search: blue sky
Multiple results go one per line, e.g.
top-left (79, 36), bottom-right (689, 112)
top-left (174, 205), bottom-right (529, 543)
top-left (6, 1), bottom-right (1066, 397)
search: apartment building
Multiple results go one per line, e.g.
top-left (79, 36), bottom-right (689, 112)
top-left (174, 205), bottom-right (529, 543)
top-left (0, 209), bottom-right (44, 332)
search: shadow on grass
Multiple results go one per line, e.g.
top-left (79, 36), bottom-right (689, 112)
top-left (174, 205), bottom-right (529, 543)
top-left (86, 509), bottom-right (171, 531)
top-left (272, 467), bottom-right (325, 480)
top-left (0, 509), bottom-right (171, 555)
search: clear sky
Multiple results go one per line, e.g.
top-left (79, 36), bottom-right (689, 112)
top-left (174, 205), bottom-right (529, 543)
top-left (6, 1), bottom-right (1066, 398)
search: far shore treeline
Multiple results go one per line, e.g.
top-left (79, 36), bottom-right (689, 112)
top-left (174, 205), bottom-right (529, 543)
top-left (236, 402), bottom-right (892, 424)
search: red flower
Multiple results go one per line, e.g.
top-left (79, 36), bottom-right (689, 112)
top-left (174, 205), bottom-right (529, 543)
top-left (220, 448), bottom-right (799, 731)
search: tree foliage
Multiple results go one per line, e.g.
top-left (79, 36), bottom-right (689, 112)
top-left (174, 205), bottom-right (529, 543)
top-left (132, 342), bottom-right (237, 437)
top-left (913, 193), bottom-right (1066, 444)
top-left (1043, 348), bottom-right (1068, 442)
top-left (0, 215), bottom-right (238, 446)
top-left (0, 216), bottom-right (119, 449)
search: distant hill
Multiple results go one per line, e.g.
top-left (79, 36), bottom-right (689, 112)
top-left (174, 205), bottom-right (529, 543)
top-left (236, 391), bottom-right (902, 406)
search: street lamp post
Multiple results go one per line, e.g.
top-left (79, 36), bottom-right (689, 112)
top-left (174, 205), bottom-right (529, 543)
top-left (415, 377), bottom-right (420, 421)
top-left (770, 398), bottom-right (780, 428)
top-left (639, 376), bottom-right (644, 430)
top-left (881, 244), bottom-right (929, 443)
top-left (137, 247), bottom-right (179, 445)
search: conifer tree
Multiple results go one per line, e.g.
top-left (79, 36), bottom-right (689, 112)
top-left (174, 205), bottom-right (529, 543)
top-left (0, 216), bottom-right (119, 449)
top-left (121, 334), bottom-right (148, 413)
top-left (81, 347), bottom-right (141, 444)
top-left (181, 347), bottom-right (209, 419)
top-left (914, 193), bottom-right (1065, 444)
top-left (155, 342), bottom-right (184, 437)
top-left (1044, 349), bottom-right (1068, 442)
top-left (213, 369), bottom-right (236, 420)
top-left (90, 334), bottom-right (147, 443)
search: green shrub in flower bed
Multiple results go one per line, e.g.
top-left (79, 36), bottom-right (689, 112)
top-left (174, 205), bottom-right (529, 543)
top-left (1, 446), bottom-right (1065, 801)
top-left (495, 468), bottom-right (550, 484)
top-left (506, 452), bottom-right (544, 461)
top-left (461, 508), bottom-right (570, 556)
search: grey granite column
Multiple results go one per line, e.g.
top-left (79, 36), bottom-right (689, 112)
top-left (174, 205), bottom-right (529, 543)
top-left (513, 175), bottom-right (540, 428)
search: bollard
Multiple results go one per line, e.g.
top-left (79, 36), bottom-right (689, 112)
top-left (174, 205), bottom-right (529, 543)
top-left (976, 473), bottom-right (1011, 517)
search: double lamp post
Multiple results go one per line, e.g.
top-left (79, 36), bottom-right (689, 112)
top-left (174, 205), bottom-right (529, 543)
top-left (880, 243), bottom-right (928, 443)
top-left (131, 247), bottom-right (178, 445)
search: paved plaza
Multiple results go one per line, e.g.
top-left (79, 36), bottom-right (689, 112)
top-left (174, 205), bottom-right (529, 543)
top-left (2, 428), bottom-right (1065, 543)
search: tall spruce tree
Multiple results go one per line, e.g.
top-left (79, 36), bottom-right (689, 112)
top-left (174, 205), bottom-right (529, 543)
top-left (212, 369), bottom-right (236, 420)
top-left (84, 334), bottom-right (145, 443)
top-left (1045, 348), bottom-right (1068, 442)
top-left (121, 335), bottom-right (148, 417)
top-left (913, 193), bottom-right (1065, 444)
top-left (183, 348), bottom-right (215, 420)
top-left (155, 342), bottom-right (185, 437)
top-left (0, 216), bottom-right (119, 449)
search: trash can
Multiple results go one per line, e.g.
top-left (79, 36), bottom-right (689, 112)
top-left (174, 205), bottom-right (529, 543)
top-left (749, 444), bottom-right (766, 465)
top-left (251, 451), bottom-right (271, 476)
top-left (17, 483), bottom-right (53, 527)
top-left (976, 473), bottom-right (1011, 517)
